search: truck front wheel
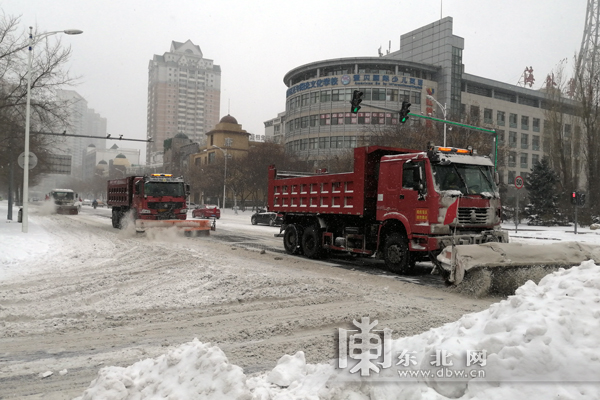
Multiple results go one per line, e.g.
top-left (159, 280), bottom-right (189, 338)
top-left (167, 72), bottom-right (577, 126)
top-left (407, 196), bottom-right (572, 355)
top-left (283, 224), bottom-right (303, 255)
top-left (302, 226), bottom-right (322, 259)
top-left (384, 233), bottom-right (411, 274)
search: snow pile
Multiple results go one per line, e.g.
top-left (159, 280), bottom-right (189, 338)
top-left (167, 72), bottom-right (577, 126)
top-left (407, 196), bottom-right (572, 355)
top-left (75, 339), bottom-right (250, 400)
top-left (77, 262), bottom-right (600, 399)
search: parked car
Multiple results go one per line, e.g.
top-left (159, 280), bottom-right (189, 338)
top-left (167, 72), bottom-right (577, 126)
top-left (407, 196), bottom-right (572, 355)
top-left (82, 199), bottom-right (92, 206)
top-left (251, 209), bottom-right (283, 226)
top-left (187, 202), bottom-right (199, 209)
top-left (193, 204), bottom-right (221, 219)
top-left (96, 200), bottom-right (107, 208)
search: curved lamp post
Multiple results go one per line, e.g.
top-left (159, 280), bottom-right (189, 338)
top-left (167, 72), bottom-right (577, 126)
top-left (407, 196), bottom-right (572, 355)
top-left (22, 27), bottom-right (83, 232)
top-left (426, 95), bottom-right (447, 147)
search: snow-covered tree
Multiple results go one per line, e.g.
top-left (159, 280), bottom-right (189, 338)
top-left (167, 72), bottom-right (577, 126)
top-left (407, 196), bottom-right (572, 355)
top-left (525, 157), bottom-right (568, 225)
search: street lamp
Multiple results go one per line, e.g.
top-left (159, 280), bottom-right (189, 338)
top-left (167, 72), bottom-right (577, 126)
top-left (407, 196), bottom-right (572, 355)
top-left (426, 95), bottom-right (447, 147)
top-left (22, 26), bottom-right (83, 233)
top-left (211, 145), bottom-right (228, 211)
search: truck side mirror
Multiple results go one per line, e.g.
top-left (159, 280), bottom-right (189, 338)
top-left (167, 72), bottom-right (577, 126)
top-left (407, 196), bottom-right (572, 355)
top-left (494, 172), bottom-right (499, 185)
top-left (185, 184), bottom-right (191, 195)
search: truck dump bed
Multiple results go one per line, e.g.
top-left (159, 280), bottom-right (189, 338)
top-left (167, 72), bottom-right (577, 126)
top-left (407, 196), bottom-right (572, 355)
top-left (268, 146), bottom-right (416, 218)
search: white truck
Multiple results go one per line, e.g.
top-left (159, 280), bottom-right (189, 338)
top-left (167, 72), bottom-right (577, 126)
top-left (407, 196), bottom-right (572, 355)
top-left (49, 189), bottom-right (80, 215)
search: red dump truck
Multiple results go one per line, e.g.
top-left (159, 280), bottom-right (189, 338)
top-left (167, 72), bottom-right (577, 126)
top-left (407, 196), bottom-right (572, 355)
top-left (107, 173), bottom-right (213, 235)
top-left (268, 144), bottom-right (507, 274)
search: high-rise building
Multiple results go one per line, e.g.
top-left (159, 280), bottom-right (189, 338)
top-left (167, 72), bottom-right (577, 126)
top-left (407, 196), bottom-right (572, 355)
top-left (146, 40), bottom-right (221, 164)
top-left (55, 89), bottom-right (107, 178)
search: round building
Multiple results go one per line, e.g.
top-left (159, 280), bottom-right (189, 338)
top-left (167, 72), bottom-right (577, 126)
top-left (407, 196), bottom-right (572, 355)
top-left (282, 57), bottom-right (439, 159)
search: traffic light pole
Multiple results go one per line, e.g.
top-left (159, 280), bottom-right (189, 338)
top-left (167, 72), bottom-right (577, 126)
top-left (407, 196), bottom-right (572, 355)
top-left (357, 103), bottom-right (499, 172)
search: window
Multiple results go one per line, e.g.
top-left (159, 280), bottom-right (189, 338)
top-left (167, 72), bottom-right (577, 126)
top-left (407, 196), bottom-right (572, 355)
top-left (301, 116), bottom-right (308, 129)
top-left (331, 113), bottom-right (344, 125)
top-left (521, 133), bottom-right (529, 149)
top-left (470, 105), bottom-right (480, 122)
top-left (320, 90), bottom-right (331, 103)
top-left (411, 91), bottom-right (421, 104)
top-left (532, 154), bottom-right (540, 166)
top-left (371, 112), bottom-right (384, 124)
top-left (484, 108), bottom-right (493, 124)
top-left (310, 92), bottom-right (319, 104)
top-left (520, 153), bottom-right (528, 169)
top-left (509, 131), bottom-right (517, 148)
top-left (508, 170), bottom-right (516, 185)
top-left (371, 88), bottom-right (386, 101)
top-left (309, 138), bottom-right (317, 149)
top-left (533, 118), bottom-right (540, 132)
top-left (532, 135), bottom-right (540, 151)
top-left (319, 137), bottom-right (329, 149)
top-left (310, 115), bottom-right (318, 127)
top-left (497, 130), bottom-right (505, 144)
top-left (320, 114), bottom-right (330, 126)
top-left (345, 112), bottom-right (354, 124)
top-left (301, 93), bottom-right (309, 107)
top-left (509, 113), bottom-right (518, 128)
top-left (508, 152), bottom-right (516, 167)
top-left (386, 89), bottom-right (398, 102)
top-left (521, 116), bottom-right (529, 130)
top-left (331, 89), bottom-right (344, 102)
top-left (402, 161), bottom-right (425, 191)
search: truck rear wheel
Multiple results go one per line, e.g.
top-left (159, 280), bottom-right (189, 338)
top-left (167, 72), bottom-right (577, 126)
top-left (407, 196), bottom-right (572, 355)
top-left (302, 226), bottom-right (322, 259)
top-left (283, 224), bottom-right (303, 255)
top-left (112, 209), bottom-right (122, 229)
top-left (384, 233), bottom-right (410, 274)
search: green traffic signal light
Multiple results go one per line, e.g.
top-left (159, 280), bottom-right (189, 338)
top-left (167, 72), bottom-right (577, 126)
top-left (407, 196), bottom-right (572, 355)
top-left (399, 101), bottom-right (411, 123)
top-left (350, 90), bottom-right (363, 114)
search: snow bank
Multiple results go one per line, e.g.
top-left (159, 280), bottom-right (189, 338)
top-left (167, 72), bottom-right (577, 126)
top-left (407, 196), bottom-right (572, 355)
top-left (77, 262), bottom-right (600, 399)
top-left (0, 202), bottom-right (60, 280)
top-left (75, 339), bottom-right (250, 400)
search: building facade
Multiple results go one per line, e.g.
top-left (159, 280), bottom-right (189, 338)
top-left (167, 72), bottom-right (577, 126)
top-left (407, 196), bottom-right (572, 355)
top-left (281, 57), bottom-right (438, 159)
top-left (146, 40), bottom-right (221, 163)
top-left (55, 89), bottom-right (107, 179)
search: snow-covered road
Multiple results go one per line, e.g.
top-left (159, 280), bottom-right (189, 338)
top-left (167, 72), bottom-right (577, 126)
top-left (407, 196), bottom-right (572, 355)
top-left (0, 203), bottom-right (495, 398)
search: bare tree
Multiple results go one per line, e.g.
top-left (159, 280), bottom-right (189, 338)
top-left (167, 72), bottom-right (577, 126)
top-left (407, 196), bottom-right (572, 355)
top-left (0, 14), bottom-right (80, 200)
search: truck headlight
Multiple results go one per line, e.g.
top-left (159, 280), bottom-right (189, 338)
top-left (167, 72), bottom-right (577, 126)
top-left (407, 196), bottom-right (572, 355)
top-left (140, 209), bottom-right (151, 214)
top-left (180, 209), bottom-right (188, 213)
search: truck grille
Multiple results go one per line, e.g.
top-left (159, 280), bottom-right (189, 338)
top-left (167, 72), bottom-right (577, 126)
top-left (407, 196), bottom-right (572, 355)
top-left (148, 202), bottom-right (184, 209)
top-left (457, 207), bottom-right (490, 225)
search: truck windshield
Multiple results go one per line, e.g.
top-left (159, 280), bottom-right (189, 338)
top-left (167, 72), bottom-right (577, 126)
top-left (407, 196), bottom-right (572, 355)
top-left (52, 192), bottom-right (74, 200)
top-left (433, 164), bottom-right (495, 195)
top-left (144, 182), bottom-right (185, 197)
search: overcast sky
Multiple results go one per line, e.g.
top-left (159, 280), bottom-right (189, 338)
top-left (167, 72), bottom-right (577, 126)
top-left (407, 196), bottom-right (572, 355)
top-left (4, 0), bottom-right (588, 161)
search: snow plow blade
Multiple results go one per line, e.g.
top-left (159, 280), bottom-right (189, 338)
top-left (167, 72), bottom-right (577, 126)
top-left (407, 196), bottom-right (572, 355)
top-left (436, 241), bottom-right (600, 296)
top-left (135, 219), bottom-right (214, 236)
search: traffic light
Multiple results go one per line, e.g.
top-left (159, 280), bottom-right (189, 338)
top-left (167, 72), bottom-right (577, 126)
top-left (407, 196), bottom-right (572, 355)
top-left (572, 191), bottom-right (586, 206)
top-left (350, 90), bottom-right (363, 113)
top-left (399, 101), bottom-right (411, 123)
